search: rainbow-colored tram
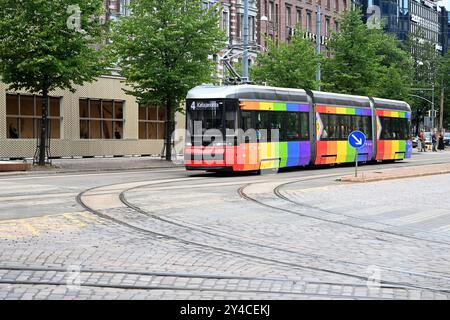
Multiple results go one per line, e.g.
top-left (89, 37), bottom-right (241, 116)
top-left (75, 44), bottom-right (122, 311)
top-left (184, 85), bottom-right (412, 172)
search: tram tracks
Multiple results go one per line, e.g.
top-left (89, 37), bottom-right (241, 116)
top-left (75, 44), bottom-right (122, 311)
top-left (0, 265), bottom-right (398, 299)
top-left (3, 157), bottom-right (450, 298)
top-left (72, 174), bottom-right (450, 296)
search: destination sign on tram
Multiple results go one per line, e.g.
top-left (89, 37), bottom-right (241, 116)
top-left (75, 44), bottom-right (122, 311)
top-left (190, 101), bottom-right (220, 110)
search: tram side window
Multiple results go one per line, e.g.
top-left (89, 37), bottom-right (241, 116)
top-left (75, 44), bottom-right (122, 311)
top-left (242, 111), bottom-right (309, 143)
top-left (379, 117), bottom-right (409, 140)
top-left (268, 112), bottom-right (284, 142)
top-left (225, 101), bottom-right (236, 130)
top-left (300, 112), bottom-right (309, 140)
top-left (241, 111), bottom-right (253, 132)
top-left (286, 112), bottom-right (309, 141)
top-left (286, 113), bottom-right (301, 141)
top-left (321, 114), bottom-right (372, 140)
top-left (255, 111), bottom-right (270, 142)
top-left (354, 115), bottom-right (372, 139)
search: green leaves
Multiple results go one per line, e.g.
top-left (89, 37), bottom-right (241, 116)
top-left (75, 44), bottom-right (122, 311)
top-left (0, 0), bottom-right (110, 94)
top-left (322, 8), bottom-right (412, 100)
top-left (251, 29), bottom-right (319, 90)
top-left (110, 0), bottom-right (225, 113)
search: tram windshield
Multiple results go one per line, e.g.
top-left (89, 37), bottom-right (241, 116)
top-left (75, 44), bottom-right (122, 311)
top-left (186, 100), bottom-right (236, 136)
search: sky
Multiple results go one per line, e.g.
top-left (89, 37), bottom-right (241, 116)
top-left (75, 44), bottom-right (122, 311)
top-left (443, 0), bottom-right (450, 10)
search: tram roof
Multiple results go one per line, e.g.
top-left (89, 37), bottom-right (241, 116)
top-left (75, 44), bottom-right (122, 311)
top-left (186, 85), bottom-right (411, 112)
top-left (371, 97), bottom-right (411, 112)
top-left (186, 85), bottom-right (309, 102)
top-left (310, 90), bottom-right (371, 108)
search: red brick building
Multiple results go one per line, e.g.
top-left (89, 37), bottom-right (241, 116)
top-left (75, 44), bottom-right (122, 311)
top-left (257, 0), bottom-right (351, 49)
top-left (210, 0), bottom-right (351, 79)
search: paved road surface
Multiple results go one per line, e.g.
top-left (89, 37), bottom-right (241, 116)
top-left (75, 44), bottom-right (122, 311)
top-left (0, 150), bottom-right (449, 299)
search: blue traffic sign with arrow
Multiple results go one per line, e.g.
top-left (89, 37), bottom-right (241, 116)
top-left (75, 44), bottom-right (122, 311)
top-left (348, 131), bottom-right (366, 149)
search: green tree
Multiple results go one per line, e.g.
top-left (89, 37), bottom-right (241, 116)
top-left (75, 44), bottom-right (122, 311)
top-left (0, 0), bottom-right (109, 165)
top-left (437, 53), bottom-right (450, 130)
top-left (322, 9), bottom-right (412, 100)
top-left (251, 30), bottom-right (319, 90)
top-left (322, 9), bottom-right (381, 96)
top-left (373, 31), bottom-right (413, 101)
top-left (404, 30), bottom-right (441, 134)
top-left (110, 0), bottom-right (225, 161)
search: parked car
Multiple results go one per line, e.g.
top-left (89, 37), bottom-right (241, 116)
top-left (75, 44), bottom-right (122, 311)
top-left (444, 133), bottom-right (450, 146)
top-left (412, 136), bottom-right (419, 148)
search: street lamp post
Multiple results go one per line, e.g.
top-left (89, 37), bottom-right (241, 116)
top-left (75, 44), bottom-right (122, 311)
top-left (409, 93), bottom-right (434, 132)
top-left (242, 0), bottom-right (249, 83)
top-left (410, 87), bottom-right (435, 131)
top-left (316, 5), bottom-right (321, 91)
top-left (431, 84), bottom-right (435, 130)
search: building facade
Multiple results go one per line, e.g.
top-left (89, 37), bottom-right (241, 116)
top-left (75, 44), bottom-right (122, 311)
top-left (207, 0), bottom-right (259, 81)
top-left (361, 0), bottom-right (449, 55)
top-left (0, 76), bottom-right (187, 159)
top-left (257, 0), bottom-right (351, 50)
top-left (213, 0), bottom-right (351, 79)
top-left (0, 0), bottom-right (186, 160)
top-left (439, 5), bottom-right (449, 54)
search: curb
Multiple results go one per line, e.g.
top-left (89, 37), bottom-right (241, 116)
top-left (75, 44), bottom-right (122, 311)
top-left (340, 165), bottom-right (450, 183)
top-left (0, 164), bottom-right (185, 177)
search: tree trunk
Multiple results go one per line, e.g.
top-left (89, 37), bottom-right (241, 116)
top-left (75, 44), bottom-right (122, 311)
top-left (164, 99), bottom-right (173, 161)
top-left (439, 86), bottom-right (444, 131)
top-left (38, 87), bottom-right (49, 166)
top-left (414, 111), bottom-right (421, 136)
top-left (415, 117), bottom-right (420, 137)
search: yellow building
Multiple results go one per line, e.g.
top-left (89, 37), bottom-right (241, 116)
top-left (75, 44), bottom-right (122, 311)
top-left (0, 75), bottom-right (185, 159)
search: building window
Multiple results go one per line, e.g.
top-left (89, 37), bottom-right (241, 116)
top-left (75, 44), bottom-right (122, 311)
top-left (138, 106), bottom-right (166, 140)
top-left (6, 94), bottom-right (61, 139)
top-left (222, 10), bottom-right (229, 38)
top-left (237, 13), bottom-right (255, 41)
top-left (237, 13), bottom-right (242, 39)
top-left (275, 4), bottom-right (279, 25)
top-left (79, 99), bottom-right (124, 139)
top-left (296, 8), bottom-right (302, 28)
top-left (325, 17), bottom-right (331, 37)
top-left (326, 0), bottom-right (331, 10)
top-left (250, 16), bottom-right (256, 42)
top-left (202, 0), bottom-right (214, 10)
top-left (268, 1), bottom-right (274, 22)
top-left (286, 5), bottom-right (292, 27)
top-left (335, 0), bottom-right (339, 11)
top-left (306, 11), bottom-right (312, 32)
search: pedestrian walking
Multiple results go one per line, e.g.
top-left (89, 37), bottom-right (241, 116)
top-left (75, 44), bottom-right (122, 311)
top-left (432, 130), bottom-right (438, 152)
top-left (438, 132), bottom-right (445, 151)
top-left (419, 129), bottom-right (426, 152)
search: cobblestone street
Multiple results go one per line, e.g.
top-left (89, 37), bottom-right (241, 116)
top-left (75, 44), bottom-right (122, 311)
top-left (1, 151), bottom-right (450, 299)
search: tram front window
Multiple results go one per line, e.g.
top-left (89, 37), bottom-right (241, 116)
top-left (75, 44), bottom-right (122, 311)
top-left (187, 100), bottom-right (237, 147)
top-left (188, 100), bottom-right (224, 134)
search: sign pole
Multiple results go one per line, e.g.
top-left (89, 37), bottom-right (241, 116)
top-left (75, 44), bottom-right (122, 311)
top-left (348, 131), bottom-right (366, 179)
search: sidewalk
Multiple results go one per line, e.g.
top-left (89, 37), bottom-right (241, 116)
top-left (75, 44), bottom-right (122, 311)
top-left (340, 162), bottom-right (450, 183)
top-left (0, 155), bottom-right (184, 175)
